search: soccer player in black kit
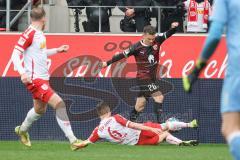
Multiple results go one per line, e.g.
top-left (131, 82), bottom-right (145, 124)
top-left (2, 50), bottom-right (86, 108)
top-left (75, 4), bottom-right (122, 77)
top-left (101, 22), bottom-right (179, 122)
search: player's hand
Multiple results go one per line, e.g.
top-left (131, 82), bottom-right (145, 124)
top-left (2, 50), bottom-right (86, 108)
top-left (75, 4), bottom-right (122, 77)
top-left (182, 59), bottom-right (207, 92)
top-left (99, 62), bottom-right (107, 69)
top-left (57, 45), bottom-right (69, 53)
top-left (21, 73), bottom-right (32, 84)
top-left (171, 22), bottom-right (179, 29)
top-left (150, 127), bottom-right (163, 135)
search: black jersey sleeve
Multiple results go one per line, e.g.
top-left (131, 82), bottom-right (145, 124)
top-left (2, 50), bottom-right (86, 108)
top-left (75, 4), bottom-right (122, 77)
top-left (155, 27), bottom-right (177, 44)
top-left (106, 44), bottom-right (136, 66)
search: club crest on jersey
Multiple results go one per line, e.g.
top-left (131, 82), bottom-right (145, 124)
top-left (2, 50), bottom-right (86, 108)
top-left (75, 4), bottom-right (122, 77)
top-left (153, 45), bottom-right (158, 51)
top-left (148, 54), bottom-right (155, 64)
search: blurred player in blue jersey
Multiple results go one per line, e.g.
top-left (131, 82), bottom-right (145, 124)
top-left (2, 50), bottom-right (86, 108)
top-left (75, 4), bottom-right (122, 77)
top-left (183, 0), bottom-right (240, 159)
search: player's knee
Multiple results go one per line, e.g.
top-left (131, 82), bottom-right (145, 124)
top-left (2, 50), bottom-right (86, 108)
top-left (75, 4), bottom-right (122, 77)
top-left (221, 125), bottom-right (229, 138)
top-left (158, 131), bottom-right (170, 142)
top-left (135, 102), bottom-right (146, 112)
top-left (35, 107), bottom-right (47, 115)
top-left (55, 100), bottom-right (66, 109)
top-left (153, 95), bottom-right (164, 103)
top-left (221, 123), bottom-right (239, 138)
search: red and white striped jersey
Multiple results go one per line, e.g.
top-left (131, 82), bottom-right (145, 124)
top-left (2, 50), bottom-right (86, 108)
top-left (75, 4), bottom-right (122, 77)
top-left (88, 114), bottom-right (141, 145)
top-left (13, 25), bottom-right (50, 80)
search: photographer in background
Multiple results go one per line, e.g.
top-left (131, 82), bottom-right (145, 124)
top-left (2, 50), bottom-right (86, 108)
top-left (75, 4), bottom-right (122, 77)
top-left (118, 0), bottom-right (152, 32)
top-left (67, 0), bottom-right (116, 32)
top-left (152, 0), bottom-right (185, 32)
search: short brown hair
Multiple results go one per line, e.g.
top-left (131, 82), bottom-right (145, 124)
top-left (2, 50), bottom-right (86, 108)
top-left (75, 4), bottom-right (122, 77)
top-left (30, 7), bottom-right (46, 21)
top-left (143, 25), bottom-right (156, 35)
top-left (96, 102), bottom-right (110, 116)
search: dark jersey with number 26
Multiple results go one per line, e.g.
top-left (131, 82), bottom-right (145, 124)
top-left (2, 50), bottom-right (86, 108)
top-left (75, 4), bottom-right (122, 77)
top-left (122, 28), bottom-right (176, 80)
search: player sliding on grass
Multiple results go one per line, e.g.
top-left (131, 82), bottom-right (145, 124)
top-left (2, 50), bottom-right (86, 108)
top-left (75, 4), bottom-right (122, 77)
top-left (11, 7), bottom-right (83, 150)
top-left (100, 23), bottom-right (179, 123)
top-left (78, 102), bottom-right (198, 148)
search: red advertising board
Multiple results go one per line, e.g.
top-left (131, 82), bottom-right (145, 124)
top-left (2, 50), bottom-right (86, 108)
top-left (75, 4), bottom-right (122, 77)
top-left (0, 33), bottom-right (227, 78)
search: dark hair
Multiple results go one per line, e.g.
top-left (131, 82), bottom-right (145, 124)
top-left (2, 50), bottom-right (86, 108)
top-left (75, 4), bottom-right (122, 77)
top-left (96, 102), bottom-right (110, 116)
top-left (143, 25), bottom-right (156, 35)
top-left (30, 7), bottom-right (46, 21)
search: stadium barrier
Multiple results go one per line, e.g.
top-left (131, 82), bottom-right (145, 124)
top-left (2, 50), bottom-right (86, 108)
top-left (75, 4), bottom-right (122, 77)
top-left (0, 33), bottom-right (226, 143)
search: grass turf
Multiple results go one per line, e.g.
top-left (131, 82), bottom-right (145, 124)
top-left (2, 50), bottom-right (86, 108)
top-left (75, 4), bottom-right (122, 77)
top-left (0, 141), bottom-right (231, 160)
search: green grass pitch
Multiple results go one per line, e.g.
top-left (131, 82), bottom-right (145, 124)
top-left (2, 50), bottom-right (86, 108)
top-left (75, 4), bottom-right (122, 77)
top-left (0, 141), bottom-right (231, 160)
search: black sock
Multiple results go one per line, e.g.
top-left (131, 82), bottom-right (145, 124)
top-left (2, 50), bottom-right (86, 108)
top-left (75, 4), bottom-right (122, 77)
top-left (132, 107), bottom-right (138, 114)
top-left (130, 108), bottom-right (139, 122)
top-left (153, 102), bottom-right (163, 122)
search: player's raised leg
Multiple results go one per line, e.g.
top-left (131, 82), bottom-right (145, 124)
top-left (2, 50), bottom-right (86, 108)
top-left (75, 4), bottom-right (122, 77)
top-left (15, 100), bottom-right (47, 147)
top-left (48, 93), bottom-right (82, 150)
top-left (222, 112), bottom-right (240, 160)
top-left (160, 119), bottom-right (198, 131)
top-left (130, 97), bottom-right (146, 122)
top-left (152, 91), bottom-right (164, 122)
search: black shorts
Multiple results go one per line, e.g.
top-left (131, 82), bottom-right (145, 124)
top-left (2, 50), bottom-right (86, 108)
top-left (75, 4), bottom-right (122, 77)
top-left (137, 79), bottom-right (160, 98)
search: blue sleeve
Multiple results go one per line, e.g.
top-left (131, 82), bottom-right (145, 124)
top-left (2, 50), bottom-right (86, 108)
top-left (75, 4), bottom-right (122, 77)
top-left (200, 21), bottom-right (225, 60)
top-left (210, 0), bottom-right (228, 24)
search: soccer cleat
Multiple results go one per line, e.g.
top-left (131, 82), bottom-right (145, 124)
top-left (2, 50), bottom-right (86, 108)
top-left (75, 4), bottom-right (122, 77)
top-left (71, 139), bottom-right (88, 151)
top-left (189, 119), bottom-right (198, 128)
top-left (179, 140), bottom-right (199, 146)
top-left (15, 126), bottom-right (31, 147)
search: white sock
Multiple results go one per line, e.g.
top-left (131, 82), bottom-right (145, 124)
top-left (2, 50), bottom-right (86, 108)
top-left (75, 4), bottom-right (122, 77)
top-left (166, 134), bottom-right (183, 145)
top-left (20, 107), bottom-right (42, 132)
top-left (56, 116), bottom-right (77, 144)
top-left (161, 122), bottom-right (189, 131)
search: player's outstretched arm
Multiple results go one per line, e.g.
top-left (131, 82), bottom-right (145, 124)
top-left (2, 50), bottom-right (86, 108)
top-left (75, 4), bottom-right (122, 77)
top-left (100, 45), bottom-right (136, 68)
top-left (46, 45), bottom-right (69, 56)
top-left (165, 22), bottom-right (179, 38)
top-left (75, 127), bottom-right (100, 149)
top-left (87, 127), bottom-right (100, 144)
top-left (100, 53), bottom-right (126, 68)
top-left (155, 22), bottom-right (179, 43)
top-left (183, 21), bottom-right (225, 92)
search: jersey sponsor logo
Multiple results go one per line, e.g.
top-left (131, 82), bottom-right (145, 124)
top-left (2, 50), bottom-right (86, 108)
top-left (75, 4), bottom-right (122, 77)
top-left (140, 51), bottom-right (145, 55)
top-left (197, 10), bottom-right (204, 14)
top-left (148, 54), bottom-right (155, 64)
